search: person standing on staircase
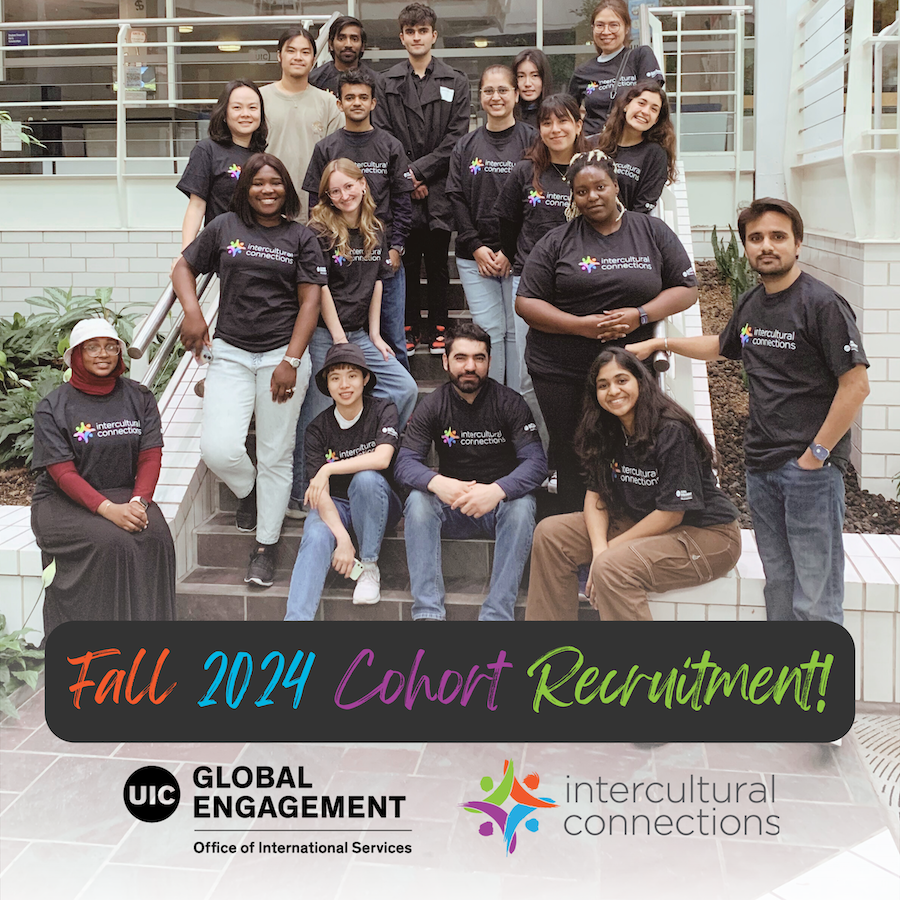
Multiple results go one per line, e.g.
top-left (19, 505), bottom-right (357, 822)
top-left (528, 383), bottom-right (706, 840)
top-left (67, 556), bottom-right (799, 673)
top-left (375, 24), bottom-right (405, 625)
top-left (395, 323), bottom-right (547, 621)
top-left (377, 3), bottom-right (470, 356)
top-left (285, 343), bottom-right (402, 618)
top-left (308, 15), bottom-right (385, 107)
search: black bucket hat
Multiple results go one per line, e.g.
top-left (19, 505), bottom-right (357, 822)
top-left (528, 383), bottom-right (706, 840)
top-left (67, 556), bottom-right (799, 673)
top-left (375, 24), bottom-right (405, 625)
top-left (314, 342), bottom-right (377, 396)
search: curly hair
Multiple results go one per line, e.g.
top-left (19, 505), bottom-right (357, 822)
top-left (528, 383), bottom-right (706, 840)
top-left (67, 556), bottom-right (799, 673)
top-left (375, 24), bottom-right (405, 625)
top-left (524, 93), bottom-right (587, 195)
top-left (308, 158), bottom-right (384, 260)
top-left (575, 347), bottom-right (714, 512)
top-left (594, 81), bottom-right (676, 184)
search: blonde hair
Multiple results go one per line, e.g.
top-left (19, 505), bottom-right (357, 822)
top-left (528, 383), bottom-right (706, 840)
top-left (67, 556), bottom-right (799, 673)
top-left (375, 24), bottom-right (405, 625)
top-left (309, 159), bottom-right (383, 260)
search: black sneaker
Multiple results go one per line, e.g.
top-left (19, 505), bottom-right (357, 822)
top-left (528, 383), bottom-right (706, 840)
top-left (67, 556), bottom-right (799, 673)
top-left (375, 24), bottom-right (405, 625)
top-left (235, 485), bottom-right (257, 532)
top-left (245, 544), bottom-right (276, 587)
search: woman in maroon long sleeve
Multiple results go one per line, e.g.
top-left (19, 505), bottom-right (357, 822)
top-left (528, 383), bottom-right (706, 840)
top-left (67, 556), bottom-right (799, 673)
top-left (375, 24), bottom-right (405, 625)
top-left (30, 318), bottom-right (175, 636)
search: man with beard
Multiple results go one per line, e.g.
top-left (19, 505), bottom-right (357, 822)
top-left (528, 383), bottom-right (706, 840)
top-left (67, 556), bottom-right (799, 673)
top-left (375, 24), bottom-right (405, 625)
top-left (395, 323), bottom-right (547, 621)
top-left (309, 15), bottom-right (386, 110)
top-left (628, 198), bottom-right (870, 625)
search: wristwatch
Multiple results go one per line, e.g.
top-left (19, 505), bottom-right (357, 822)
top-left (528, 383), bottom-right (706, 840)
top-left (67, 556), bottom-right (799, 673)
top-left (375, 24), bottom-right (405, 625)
top-left (130, 496), bottom-right (149, 510)
top-left (637, 306), bottom-right (649, 326)
top-left (809, 443), bottom-right (830, 462)
top-left (282, 355), bottom-right (302, 369)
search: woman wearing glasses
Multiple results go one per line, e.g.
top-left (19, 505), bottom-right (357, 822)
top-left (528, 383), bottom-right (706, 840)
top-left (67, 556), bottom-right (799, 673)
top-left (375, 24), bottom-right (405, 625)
top-left (446, 64), bottom-right (536, 388)
top-left (292, 158), bottom-right (418, 505)
top-left (31, 318), bottom-right (176, 636)
top-left (568, 1), bottom-right (665, 135)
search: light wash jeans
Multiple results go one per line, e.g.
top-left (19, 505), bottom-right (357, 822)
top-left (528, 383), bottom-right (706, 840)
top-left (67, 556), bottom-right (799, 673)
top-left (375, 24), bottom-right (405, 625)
top-left (291, 326), bottom-right (418, 501)
top-left (201, 337), bottom-right (308, 546)
top-left (381, 266), bottom-right (410, 372)
top-left (403, 490), bottom-right (537, 621)
top-left (511, 274), bottom-right (548, 451)
top-left (457, 257), bottom-right (518, 390)
top-left (285, 470), bottom-right (402, 620)
top-left (745, 459), bottom-right (846, 623)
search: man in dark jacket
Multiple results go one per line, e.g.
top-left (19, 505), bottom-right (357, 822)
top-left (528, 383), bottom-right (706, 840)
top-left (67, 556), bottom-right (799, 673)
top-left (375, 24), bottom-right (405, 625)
top-left (308, 15), bottom-right (385, 108)
top-left (378, 3), bottom-right (471, 354)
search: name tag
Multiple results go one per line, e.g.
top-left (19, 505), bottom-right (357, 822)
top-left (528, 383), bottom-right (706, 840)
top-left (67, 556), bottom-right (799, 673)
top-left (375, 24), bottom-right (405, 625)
top-left (440, 86), bottom-right (454, 103)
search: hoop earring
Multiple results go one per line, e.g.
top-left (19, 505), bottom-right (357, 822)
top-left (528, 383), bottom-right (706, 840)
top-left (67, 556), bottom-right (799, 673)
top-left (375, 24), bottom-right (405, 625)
top-left (615, 196), bottom-right (625, 221)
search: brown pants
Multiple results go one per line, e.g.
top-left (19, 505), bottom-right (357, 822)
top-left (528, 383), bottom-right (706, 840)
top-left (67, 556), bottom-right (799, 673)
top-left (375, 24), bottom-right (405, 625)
top-left (525, 513), bottom-right (742, 621)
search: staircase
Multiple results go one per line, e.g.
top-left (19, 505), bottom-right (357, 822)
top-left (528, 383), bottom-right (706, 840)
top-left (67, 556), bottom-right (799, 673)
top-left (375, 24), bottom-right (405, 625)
top-left (173, 252), bottom-right (589, 623)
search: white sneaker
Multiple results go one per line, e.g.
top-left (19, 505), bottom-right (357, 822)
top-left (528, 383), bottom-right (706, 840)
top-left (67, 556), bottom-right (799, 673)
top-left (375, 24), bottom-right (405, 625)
top-left (352, 562), bottom-right (381, 605)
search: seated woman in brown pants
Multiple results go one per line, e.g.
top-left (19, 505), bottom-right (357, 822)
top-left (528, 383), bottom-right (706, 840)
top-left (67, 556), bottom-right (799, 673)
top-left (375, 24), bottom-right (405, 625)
top-left (526, 347), bottom-right (741, 620)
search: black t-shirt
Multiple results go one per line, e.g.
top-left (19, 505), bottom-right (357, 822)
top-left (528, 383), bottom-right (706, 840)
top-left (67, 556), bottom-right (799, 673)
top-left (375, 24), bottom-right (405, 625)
top-left (303, 127), bottom-right (414, 244)
top-left (610, 141), bottom-right (668, 214)
top-left (305, 396), bottom-right (399, 500)
top-left (400, 379), bottom-right (542, 487)
top-left (32, 379), bottom-right (163, 503)
top-left (516, 101), bottom-right (540, 128)
top-left (587, 419), bottom-right (738, 528)
top-left (445, 122), bottom-right (536, 259)
top-left (517, 213), bottom-right (697, 381)
top-left (315, 227), bottom-right (393, 332)
top-left (493, 159), bottom-right (571, 276)
top-left (719, 272), bottom-right (869, 471)
top-left (182, 212), bottom-right (327, 353)
top-left (568, 46), bottom-right (665, 135)
top-left (176, 139), bottom-right (254, 225)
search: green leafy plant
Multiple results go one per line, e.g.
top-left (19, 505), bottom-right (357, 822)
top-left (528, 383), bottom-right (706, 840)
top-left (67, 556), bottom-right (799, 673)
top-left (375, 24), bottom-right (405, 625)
top-left (0, 613), bottom-right (44, 720)
top-left (0, 110), bottom-right (45, 148)
top-left (0, 369), bottom-right (65, 468)
top-left (711, 224), bottom-right (758, 311)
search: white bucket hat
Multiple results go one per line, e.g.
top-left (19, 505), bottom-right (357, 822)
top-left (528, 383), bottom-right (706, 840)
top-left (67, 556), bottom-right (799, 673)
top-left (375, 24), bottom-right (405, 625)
top-left (63, 318), bottom-right (127, 367)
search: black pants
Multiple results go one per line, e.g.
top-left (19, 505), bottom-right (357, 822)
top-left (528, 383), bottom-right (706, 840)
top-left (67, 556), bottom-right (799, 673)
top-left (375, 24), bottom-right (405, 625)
top-left (531, 373), bottom-right (588, 514)
top-left (404, 226), bottom-right (451, 336)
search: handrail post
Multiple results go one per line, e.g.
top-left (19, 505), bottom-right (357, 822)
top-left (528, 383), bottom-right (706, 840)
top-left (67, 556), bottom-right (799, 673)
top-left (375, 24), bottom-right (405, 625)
top-left (733, 9), bottom-right (745, 216)
top-left (675, 10), bottom-right (683, 167)
top-left (116, 23), bottom-right (130, 228)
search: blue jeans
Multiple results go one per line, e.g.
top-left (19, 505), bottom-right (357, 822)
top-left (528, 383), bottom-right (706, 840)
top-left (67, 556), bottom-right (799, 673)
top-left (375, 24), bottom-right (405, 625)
top-left (291, 327), bottom-right (419, 501)
top-left (511, 274), bottom-right (548, 451)
top-left (381, 266), bottom-right (410, 372)
top-left (745, 459), bottom-right (846, 623)
top-left (285, 470), bottom-right (402, 620)
top-left (457, 257), bottom-right (518, 390)
top-left (403, 490), bottom-right (537, 621)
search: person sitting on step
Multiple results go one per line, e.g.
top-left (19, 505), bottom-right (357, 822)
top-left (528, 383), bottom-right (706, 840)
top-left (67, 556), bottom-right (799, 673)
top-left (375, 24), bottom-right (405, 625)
top-left (285, 343), bottom-right (402, 618)
top-left (394, 322), bottom-right (547, 621)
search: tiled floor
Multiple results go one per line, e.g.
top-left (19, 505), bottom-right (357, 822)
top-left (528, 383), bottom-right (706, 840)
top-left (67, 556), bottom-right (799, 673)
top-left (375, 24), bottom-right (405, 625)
top-left (0, 688), bottom-right (897, 900)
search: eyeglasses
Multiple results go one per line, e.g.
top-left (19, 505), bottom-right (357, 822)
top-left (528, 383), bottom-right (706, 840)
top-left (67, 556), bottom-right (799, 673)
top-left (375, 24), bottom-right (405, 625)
top-left (593, 22), bottom-right (622, 33)
top-left (481, 86), bottom-right (513, 97)
top-left (82, 342), bottom-right (120, 357)
top-left (326, 179), bottom-right (362, 200)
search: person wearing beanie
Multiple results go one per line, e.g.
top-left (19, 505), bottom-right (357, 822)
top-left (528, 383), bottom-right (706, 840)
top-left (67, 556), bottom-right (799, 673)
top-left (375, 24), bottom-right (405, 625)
top-left (285, 343), bottom-right (402, 618)
top-left (30, 317), bottom-right (176, 637)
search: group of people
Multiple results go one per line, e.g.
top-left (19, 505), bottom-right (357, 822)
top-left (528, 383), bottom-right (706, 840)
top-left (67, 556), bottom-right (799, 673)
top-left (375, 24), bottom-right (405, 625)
top-left (29, 3), bottom-right (870, 635)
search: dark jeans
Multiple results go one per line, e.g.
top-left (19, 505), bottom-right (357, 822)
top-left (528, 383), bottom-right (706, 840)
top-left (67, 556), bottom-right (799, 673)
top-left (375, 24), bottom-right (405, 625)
top-left (531, 373), bottom-right (587, 513)
top-left (404, 226), bottom-right (451, 337)
top-left (745, 459), bottom-right (846, 623)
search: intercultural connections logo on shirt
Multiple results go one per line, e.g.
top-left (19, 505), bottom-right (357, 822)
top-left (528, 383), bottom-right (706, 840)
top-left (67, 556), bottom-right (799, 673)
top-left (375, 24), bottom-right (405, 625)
top-left (740, 324), bottom-right (753, 346)
top-left (73, 422), bottom-right (95, 443)
top-left (460, 759), bottom-right (557, 856)
top-left (441, 428), bottom-right (458, 446)
top-left (324, 450), bottom-right (337, 462)
top-left (580, 256), bottom-right (599, 272)
top-left (469, 157), bottom-right (484, 175)
top-left (527, 189), bottom-right (544, 206)
top-left (332, 253), bottom-right (347, 267)
top-left (227, 240), bottom-right (245, 257)
top-left (585, 81), bottom-right (600, 95)
top-left (227, 164), bottom-right (241, 179)
top-left (610, 459), bottom-right (621, 480)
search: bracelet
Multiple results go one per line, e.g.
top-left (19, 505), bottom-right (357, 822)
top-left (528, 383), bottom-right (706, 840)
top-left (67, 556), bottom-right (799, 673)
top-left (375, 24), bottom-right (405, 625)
top-left (99, 500), bottom-right (112, 514)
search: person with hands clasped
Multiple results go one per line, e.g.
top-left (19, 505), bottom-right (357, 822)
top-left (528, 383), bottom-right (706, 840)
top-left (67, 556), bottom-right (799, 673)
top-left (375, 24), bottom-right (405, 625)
top-left (285, 343), bottom-right (402, 618)
top-left (628, 199), bottom-right (870, 624)
top-left (526, 347), bottom-right (741, 621)
top-left (395, 323), bottom-right (547, 621)
top-left (446, 64), bottom-right (535, 388)
top-left (515, 149), bottom-right (697, 511)
top-left (30, 318), bottom-right (175, 637)
top-left (290, 158), bottom-right (418, 516)
top-left (173, 152), bottom-right (327, 588)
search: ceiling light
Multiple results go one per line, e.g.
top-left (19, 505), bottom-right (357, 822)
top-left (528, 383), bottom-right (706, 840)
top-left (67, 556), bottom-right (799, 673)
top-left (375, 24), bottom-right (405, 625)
top-left (218, 44), bottom-right (241, 52)
top-left (474, 39), bottom-right (489, 48)
top-left (178, 25), bottom-right (193, 34)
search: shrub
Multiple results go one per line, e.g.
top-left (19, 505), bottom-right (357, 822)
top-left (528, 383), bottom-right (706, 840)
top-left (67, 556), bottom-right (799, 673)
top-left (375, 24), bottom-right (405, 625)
top-left (711, 224), bottom-right (758, 311)
top-left (0, 613), bottom-right (44, 720)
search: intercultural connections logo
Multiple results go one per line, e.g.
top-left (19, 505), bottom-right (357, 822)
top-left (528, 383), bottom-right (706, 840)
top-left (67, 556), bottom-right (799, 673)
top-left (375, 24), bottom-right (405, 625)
top-left (580, 256), bottom-right (599, 272)
top-left (227, 240), bottom-right (245, 257)
top-left (460, 759), bottom-right (557, 856)
top-left (442, 428), bottom-right (458, 446)
top-left (527, 189), bottom-right (544, 206)
top-left (610, 459), bottom-right (621, 480)
top-left (469, 157), bottom-right (484, 175)
top-left (585, 81), bottom-right (599, 95)
top-left (74, 422), bottom-right (95, 443)
top-left (324, 449), bottom-right (337, 462)
top-left (227, 164), bottom-right (242, 179)
top-left (740, 323), bottom-right (753, 346)
top-left (333, 253), bottom-right (347, 266)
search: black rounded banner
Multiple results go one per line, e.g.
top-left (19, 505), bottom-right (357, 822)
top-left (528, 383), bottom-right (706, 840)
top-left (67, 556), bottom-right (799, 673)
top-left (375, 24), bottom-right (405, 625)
top-left (45, 622), bottom-right (854, 743)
